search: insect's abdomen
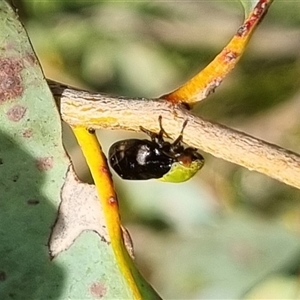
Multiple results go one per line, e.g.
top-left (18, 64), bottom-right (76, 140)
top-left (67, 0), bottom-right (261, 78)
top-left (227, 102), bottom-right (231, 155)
top-left (109, 139), bottom-right (173, 180)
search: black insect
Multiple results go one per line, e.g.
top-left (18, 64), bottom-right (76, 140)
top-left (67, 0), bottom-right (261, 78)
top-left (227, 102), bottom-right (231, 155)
top-left (108, 116), bottom-right (204, 182)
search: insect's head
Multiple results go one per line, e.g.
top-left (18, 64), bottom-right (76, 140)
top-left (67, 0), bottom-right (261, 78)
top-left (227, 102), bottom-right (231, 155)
top-left (140, 116), bottom-right (205, 182)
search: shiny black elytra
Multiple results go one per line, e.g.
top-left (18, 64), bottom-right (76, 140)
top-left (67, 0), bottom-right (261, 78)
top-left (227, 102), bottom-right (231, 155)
top-left (108, 117), bottom-right (203, 180)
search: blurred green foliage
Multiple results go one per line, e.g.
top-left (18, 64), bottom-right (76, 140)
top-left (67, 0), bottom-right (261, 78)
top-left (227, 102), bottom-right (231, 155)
top-left (15, 0), bottom-right (300, 298)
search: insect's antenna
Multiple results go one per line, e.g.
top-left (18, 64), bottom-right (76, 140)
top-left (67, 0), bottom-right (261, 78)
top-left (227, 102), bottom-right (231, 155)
top-left (172, 119), bottom-right (188, 147)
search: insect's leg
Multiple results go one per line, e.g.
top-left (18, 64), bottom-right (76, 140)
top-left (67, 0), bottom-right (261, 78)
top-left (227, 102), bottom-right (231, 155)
top-left (139, 116), bottom-right (171, 143)
top-left (139, 126), bottom-right (157, 141)
top-left (172, 119), bottom-right (188, 149)
top-left (158, 116), bottom-right (171, 141)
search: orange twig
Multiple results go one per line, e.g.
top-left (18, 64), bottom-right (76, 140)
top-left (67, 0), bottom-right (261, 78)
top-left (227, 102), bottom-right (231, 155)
top-left (162, 0), bottom-right (273, 105)
top-left (71, 126), bottom-right (160, 299)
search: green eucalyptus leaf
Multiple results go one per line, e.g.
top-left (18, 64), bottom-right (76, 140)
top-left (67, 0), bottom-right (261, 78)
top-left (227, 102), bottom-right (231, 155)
top-left (0, 2), bottom-right (159, 299)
